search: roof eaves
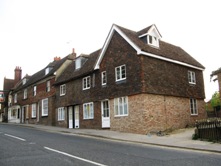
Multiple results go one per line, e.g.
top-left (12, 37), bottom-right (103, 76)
top-left (94, 24), bottom-right (141, 70)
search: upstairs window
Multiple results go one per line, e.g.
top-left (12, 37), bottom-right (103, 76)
top-left (60, 84), bottom-right (66, 96)
top-left (46, 81), bottom-right (50, 92)
top-left (115, 65), bottom-right (126, 82)
top-left (188, 71), bottom-right (196, 84)
top-left (190, 98), bottom-right (198, 115)
top-left (83, 76), bottom-right (91, 90)
top-left (24, 89), bottom-right (27, 99)
top-left (14, 93), bottom-right (17, 103)
top-left (101, 71), bottom-right (107, 85)
top-left (33, 86), bottom-right (37, 96)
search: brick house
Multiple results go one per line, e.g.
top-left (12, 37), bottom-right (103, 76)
top-left (8, 53), bottom-right (75, 125)
top-left (1, 67), bottom-right (22, 122)
top-left (210, 67), bottom-right (221, 117)
top-left (54, 24), bottom-right (206, 134)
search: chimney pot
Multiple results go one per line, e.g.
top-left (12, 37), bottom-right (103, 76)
top-left (68, 48), bottom-right (76, 60)
top-left (54, 56), bottom-right (61, 61)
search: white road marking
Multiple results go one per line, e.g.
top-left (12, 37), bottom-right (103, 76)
top-left (4, 134), bottom-right (26, 141)
top-left (44, 146), bottom-right (107, 166)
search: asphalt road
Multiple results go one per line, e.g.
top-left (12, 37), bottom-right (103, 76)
top-left (0, 124), bottom-right (221, 166)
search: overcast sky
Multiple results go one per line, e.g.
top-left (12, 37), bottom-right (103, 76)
top-left (0, 0), bottom-right (220, 101)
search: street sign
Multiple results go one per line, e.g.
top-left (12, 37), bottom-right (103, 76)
top-left (0, 91), bottom-right (5, 103)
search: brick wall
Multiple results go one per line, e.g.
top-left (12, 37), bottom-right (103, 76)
top-left (110, 94), bottom-right (206, 134)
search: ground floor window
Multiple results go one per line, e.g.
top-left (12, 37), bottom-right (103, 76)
top-left (114, 96), bottom-right (128, 116)
top-left (32, 103), bottom-right (36, 118)
top-left (42, 98), bottom-right (48, 116)
top-left (83, 102), bottom-right (94, 119)
top-left (58, 107), bottom-right (65, 121)
top-left (190, 98), bottom-right (198, 115)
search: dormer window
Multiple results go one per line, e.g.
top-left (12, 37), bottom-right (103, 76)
top-left (138, 24), bottom-right (161, 48)
top-left (45, 67), bottom-right (52, 75)
top-left (148, 35), bottom-right (159, 47)
top-left (75, 54), bottom-right (88, 70)
top-left (23, 78), bottom-right (27, 85)
top-left (75, 58), bottom-right (81, 70)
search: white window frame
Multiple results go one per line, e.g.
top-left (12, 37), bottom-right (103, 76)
top-left (188, 71), bottom-right (196, 84)
top-left (147, 35), bottom-right (159, 47)
top-left (83, 102), bottom-right (94, 119)
top-left (32, 103), bottom-right (36, 118)
top-left (114, 96), bottom-right (128, 117)
top-left (58, 107), bottom-right (65, 121)
top-left (101, 71), bottom-right (107, 85)
top-left (42, 98), bottom-right (48, 116)
top-left (60, 84), bottom-right (66, 96)
top-left (83, 76), bottom-right (91, 90)
top-left (46, 81), bottom-right (50, 92)
top-left (33, 86), bottom-right (37, 96)
top-left (190, 98), bottom-right (198, 115)
top-left (75, 58), bottom-right (81, 70)
top-left (14, 93), bottom-right (17, 103)
top-left (24, 89), bottom-right (27, 99)
top-left (115, 65), bottom-right (126, 82)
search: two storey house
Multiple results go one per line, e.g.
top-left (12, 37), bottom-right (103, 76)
top-left (1, 66), bottom-right (22, 123)
top-left (8, 53), bottom-right (75, 125)
top-left (54, 24), bottom-right (206, 134)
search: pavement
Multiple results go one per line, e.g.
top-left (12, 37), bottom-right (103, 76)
top-left (5, 123), bottom-right (221, 154)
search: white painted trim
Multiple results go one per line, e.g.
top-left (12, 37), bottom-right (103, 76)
top-left (94, 25), bottom-right (140, 70)
top-left (139, 33), bottom-right (148, 38)
top-left (137, 50), bottom-right (204, 71)
top-left (44, 147), bottom-right (106, 166)
top-left (94, 24), bottom-right (203, 71)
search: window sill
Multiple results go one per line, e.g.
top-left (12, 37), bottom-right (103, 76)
top-left (83, 118), bottom-right (94, 120)
top-left (116, 79), bottom-right (126, 84)
top-left (114, 114), bottom-right (128, 117)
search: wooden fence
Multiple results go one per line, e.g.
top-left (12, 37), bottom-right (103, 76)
top-left (195, 118), bottom-right (221, 142)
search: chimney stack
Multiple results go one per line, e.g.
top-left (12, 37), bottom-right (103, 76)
top-left (68, 48), bottom-right (76, 60)
top-left (54, 56), bottom-right (61, 61)
top-left (14, 66), bottom-right (22, 86)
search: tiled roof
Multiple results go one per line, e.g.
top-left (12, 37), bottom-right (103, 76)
top-left (54, 49), bottom-right (101, 85)
top-left (14, 56), bottom-right (68, 92)
top-left (116, 24), bottom-right (204, 69)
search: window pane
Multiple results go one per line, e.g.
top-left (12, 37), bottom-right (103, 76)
top-left (114, 98), bottom-right (118, 115)
top-left (122, 66), bottom-right (126, 79)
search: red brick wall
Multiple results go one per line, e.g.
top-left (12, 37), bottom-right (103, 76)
top-left (110, 94), bottom-right (206, 134)
top-left (12, 78), bottom-right (56, 125)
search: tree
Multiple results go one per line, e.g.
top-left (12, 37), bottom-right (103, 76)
top-left (210, 92), bottom-right (221, 112)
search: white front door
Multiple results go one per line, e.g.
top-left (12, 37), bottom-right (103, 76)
top-left (68, 107), bottom-right (73, 129)
top-left (74, 106), bottom-right (79, 128)
top-left (101, 100), bottom-right (110, 128)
